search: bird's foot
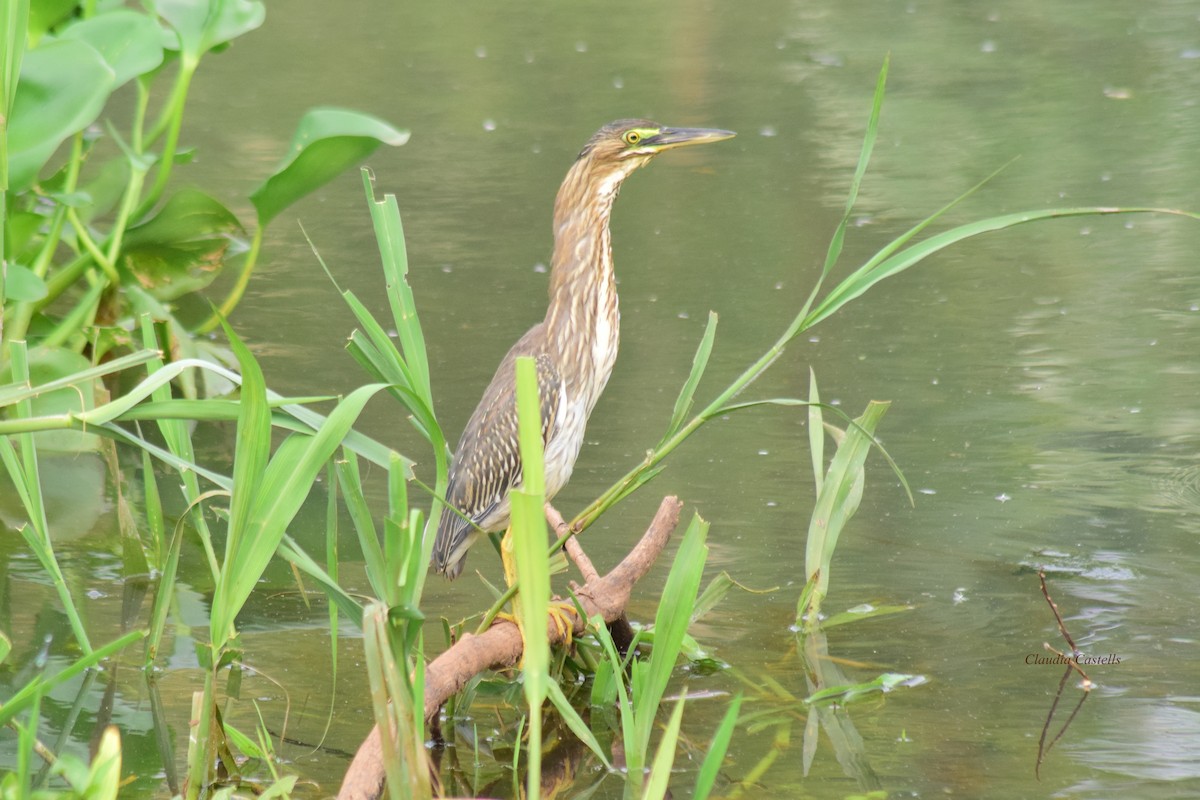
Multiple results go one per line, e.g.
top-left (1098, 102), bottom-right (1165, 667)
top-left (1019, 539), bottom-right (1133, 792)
top-left (547, 601), bottom-right (579, 648)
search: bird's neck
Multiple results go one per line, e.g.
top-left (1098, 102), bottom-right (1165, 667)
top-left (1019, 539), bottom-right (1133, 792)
top-left (544, 157), bottom-right (634, 388)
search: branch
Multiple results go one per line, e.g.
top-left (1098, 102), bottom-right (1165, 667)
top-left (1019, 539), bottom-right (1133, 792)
top-left (336, 495), bottom-right (684, 800)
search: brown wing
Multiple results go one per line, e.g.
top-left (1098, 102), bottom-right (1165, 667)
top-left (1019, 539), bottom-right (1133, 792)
top-left (432, 327), bottom-right (560, 579)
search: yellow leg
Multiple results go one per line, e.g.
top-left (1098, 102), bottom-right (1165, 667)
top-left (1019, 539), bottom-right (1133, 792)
top-left (498, 527), bottom-right (525, 663)
top-left (498, 527), bottom-right (578, 658)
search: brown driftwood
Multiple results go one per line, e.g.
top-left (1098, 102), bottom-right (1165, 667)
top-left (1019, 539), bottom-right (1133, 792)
top-left (336, 495), bottom-right (684, 800)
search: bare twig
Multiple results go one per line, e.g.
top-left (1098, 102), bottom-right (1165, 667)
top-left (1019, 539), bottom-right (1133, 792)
top-left (1037, 569), bottom-right (1079, 655)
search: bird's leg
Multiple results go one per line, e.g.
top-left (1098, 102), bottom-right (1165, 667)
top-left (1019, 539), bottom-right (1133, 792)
top-left (497, 523), bottom-right (576, 661)
top-left (542, 502), bottom-right (584, 645)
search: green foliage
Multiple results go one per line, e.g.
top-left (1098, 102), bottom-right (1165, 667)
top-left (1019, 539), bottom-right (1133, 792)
top-left (510, 355), bottom-right (551, 798)
top-left (2, 0), bottom-right (406, 382)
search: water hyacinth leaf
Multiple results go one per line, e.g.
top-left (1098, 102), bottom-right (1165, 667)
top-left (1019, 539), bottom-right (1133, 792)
top-left (250, 108), bottom-right (410, 226)
top-left (4, 264), bottom-right (48, 302)
top-left (154, 0), bottom-right (265, 61)
top-left (7, 38), bottom-right (114, 191)
top-left (58, 9), bottom-right (164, 87)
top-left (26, 0), bottom-right (72, 42)
top-left (122, 188), bottom-right (244, 300)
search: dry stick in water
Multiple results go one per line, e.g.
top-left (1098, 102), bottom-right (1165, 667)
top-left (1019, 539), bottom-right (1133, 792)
top-left (337, 495), bottom-right (684, 800)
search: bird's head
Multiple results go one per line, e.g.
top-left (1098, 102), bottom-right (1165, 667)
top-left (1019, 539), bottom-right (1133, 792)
top-left (562, 119), bottom-right (735, 209)
top-left (578, 119), bottom-right (736, 168)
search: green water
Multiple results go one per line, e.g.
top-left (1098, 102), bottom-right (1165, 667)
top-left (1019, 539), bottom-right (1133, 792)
top-left (5, 1), bottom-right (1200, 797)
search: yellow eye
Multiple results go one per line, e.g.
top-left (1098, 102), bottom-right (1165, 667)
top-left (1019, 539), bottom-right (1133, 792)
top-left (623, 130), bottom-right (641, 145)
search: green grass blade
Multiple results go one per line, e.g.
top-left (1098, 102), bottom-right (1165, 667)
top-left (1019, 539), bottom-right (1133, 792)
top-left (642, 694), bottom-right (687, 800)
top-left (808, 369), bottom-right (823, 497)
top-left (216, 317), bottom-right (271, 564)
top-left (591, 615), bottom-right (642, 785)
top-left (0, 349), bottom-right (159, 406)
top-left (362, 170), bottom-right (431, 401)
top-left (0, 630), bottom-right (144, 727)
top-left (278, 535), bottom-right (364, 624)
top-left (512, 356), bottom-right (549, 800)
top-left (335, 449), bottom-right (388, 601)
top-left (795, 54), bottom-right (889, 329)
top-left (211, 382), bottom-right (389, 651)
top-left (635, 513), bottom-right (709, 757)
top-left (361, 601), bottom-right (430, 800)
top-left (545, 681), bottom-right (612, 770)
top-left (803, 401), bottom-right (889, 618)
top-left (805, 206), bottom-right (1200, 330)
top-left (692, 693), bottom-right (742, 800)
top-left (661, 311), bottom-right (718, 445)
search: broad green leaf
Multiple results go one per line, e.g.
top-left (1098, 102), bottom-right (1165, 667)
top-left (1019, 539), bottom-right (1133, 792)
top-left (154, 0), bottom-right (264, 62)
top-left (8, 38), bottom-right (114, 191)
top-left (250, 108), bottom-right (409, 226)
top-left (58, 9), bottom-right (164, 87)
top-left (4, 263), bottom-right (47, 302)
top-left (25, 0), bottom-right (72, 43)
top-left (122, 188), bottom-right (244, 299)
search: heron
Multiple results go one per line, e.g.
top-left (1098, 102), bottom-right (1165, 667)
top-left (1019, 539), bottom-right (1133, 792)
top-left (432, 119), bottom-right (735, 581)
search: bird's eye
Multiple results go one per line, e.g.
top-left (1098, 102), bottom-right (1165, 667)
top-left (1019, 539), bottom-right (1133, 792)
top-left (623, 130), bottom-right (641, 145)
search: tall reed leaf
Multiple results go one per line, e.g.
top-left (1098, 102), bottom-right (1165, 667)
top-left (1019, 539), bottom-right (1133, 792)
top-left (512, 355), bottom-right (550, 799)
top-left (209, 320), bottom-right (389, 650)
top-left (660, 310), bottom-right (718, 445)
top-left (802, 401), bottom-right (889, 621)
top-left (362, 601), bottom-right (431, 800)
top-left (634, 514), bottom-right (709, 763)
top-left (643, 695), bottom-right (687, 800)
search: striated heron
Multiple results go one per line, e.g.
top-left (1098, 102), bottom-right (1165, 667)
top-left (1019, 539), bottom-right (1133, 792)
top-left (432, 119), bottom-right (735, 580)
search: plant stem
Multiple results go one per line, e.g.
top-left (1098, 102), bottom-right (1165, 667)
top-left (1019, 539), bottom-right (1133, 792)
top-left (197, 224), bottom-right (264, 333)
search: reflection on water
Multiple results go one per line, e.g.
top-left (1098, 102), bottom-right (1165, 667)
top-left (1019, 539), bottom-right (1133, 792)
top-left (5, 0), bottom-right (1200, 796)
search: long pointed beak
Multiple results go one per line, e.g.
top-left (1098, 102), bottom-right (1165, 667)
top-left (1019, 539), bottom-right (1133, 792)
top-left (644, 126), bottom-right (736, 151)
